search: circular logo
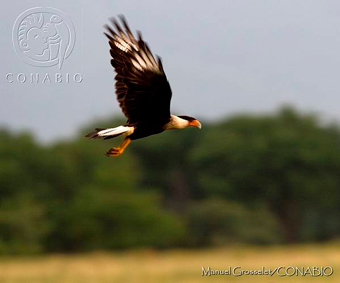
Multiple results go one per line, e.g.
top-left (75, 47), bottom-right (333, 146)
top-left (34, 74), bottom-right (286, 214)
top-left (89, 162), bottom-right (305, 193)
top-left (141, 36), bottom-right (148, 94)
top-left (12, 7), bottom-right (76, 69)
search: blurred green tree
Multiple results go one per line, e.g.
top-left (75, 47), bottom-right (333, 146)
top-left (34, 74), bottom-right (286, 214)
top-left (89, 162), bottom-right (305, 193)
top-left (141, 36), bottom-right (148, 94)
top-left (131, 129), bottom-right (202, 211)
top-left (0, 108), bottom-right (339, 253)
top-left (191, 107), bottom-right (340, 242)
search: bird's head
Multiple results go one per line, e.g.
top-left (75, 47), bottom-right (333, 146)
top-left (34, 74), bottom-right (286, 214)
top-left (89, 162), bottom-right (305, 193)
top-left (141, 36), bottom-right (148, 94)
top-left (178, 115), bottom-right (202, 129)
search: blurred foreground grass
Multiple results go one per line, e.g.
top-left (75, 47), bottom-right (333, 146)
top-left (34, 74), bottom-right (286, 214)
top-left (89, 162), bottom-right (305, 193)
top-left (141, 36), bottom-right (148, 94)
top-left (0, 243), bottom-right (339, 283)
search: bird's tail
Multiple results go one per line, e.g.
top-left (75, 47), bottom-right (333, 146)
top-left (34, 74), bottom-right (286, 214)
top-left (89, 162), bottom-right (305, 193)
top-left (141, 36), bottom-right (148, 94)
top-left (85, 126), bottom-right (134, 140)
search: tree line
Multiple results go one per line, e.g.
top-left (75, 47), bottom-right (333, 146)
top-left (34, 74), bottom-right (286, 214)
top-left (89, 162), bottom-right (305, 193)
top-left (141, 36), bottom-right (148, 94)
top-left (0, 107), bottom-right (339, 254)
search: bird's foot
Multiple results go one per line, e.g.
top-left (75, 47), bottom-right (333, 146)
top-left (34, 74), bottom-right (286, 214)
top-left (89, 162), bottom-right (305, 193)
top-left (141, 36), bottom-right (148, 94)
top-left (105, 137), bottom-right (131, 157)
top-left (105, 147), bottom-right (123, 157)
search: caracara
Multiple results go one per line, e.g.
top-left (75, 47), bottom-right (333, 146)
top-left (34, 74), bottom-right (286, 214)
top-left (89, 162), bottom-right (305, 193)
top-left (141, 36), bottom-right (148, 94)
top-left (86, 15), bottom-right (202, 157)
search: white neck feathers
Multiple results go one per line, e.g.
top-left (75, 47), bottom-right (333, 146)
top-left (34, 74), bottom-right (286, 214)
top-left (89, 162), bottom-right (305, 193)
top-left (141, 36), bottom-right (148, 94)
top-left (165, 115), bottom-right (190, 130)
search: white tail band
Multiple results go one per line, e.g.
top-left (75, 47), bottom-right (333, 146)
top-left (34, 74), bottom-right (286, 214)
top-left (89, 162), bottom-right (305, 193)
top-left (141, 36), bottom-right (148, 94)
top-left (98, 126), bottom-right (134, 137)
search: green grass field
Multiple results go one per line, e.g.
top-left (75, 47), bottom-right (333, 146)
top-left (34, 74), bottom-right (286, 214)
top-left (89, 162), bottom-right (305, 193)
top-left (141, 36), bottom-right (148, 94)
top-left (0, 243), bottom-right (339, 283)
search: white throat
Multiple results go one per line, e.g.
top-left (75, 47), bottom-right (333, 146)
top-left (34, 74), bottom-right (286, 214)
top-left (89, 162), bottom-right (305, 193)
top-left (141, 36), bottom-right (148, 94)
top-left (165, 115), bottom-right (190, 130)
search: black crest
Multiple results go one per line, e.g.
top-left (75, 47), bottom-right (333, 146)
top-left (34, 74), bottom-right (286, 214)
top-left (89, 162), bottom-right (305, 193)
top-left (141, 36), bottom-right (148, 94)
top-left (178, 115), bottom-right (197, 122)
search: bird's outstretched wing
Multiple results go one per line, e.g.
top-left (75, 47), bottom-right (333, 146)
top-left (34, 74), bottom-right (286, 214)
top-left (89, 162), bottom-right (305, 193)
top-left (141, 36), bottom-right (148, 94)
top-left (105, 15), bottom-right (172, 126)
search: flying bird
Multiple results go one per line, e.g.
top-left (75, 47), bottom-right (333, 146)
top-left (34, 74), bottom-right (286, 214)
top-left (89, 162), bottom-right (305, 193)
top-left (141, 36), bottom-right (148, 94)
top-left (86, 15), bottom-right (202, 157)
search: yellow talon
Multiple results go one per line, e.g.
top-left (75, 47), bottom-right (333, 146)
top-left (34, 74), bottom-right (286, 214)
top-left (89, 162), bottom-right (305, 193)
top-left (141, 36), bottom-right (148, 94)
top-left (105, 137), bottom-right (131, 157)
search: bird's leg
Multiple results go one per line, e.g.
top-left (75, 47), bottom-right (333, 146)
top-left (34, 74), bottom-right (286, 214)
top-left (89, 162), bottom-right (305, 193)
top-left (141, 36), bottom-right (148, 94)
top-left (105, 137), bottom-right (131, 157)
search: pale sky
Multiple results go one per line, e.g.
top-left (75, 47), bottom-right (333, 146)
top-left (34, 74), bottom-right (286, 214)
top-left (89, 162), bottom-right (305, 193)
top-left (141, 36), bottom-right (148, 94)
top-left (1, 0), bottom-right (340, 142)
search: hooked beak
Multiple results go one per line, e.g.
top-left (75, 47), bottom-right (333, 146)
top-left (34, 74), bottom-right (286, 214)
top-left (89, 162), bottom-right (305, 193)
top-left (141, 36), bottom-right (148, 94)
top-left (191, 119), bottom-right (202, 129)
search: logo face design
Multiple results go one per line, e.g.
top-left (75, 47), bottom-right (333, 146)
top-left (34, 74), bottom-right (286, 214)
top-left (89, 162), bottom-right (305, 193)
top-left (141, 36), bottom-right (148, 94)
top-left (12, 7), bottom-right (76, 69)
